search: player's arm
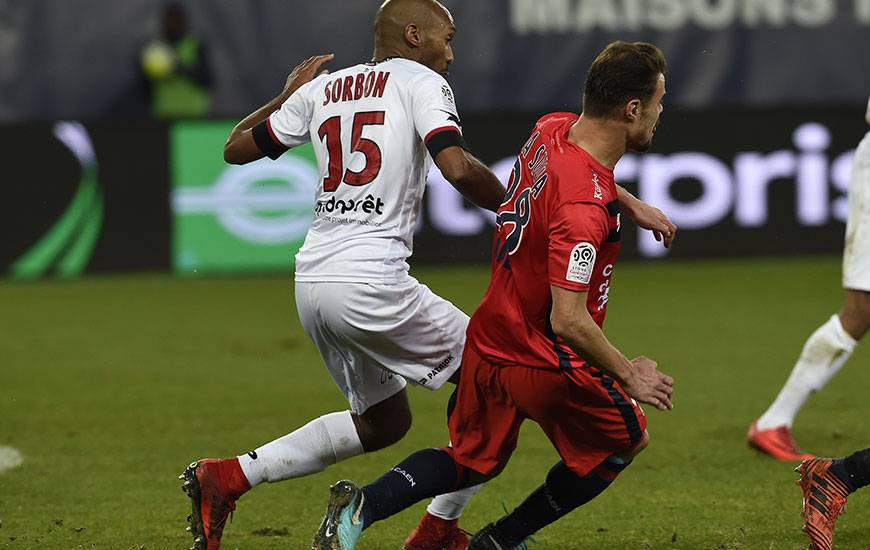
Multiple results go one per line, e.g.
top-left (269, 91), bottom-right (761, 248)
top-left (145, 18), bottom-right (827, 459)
top-left (223, 54), bottom-right (333, 165)
top-left (434, 146), bottom-right (505, 213)
top-left (615, 184), bottom-right (676, 248)
top-left (549, 285), bottom-right (674, 411)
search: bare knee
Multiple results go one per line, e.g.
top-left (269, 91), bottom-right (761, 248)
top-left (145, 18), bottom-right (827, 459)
top-left (630, 429), bottom-right (651, 457)
top-left (614, 430), bottom-right (650, 463)
top-left (840, 289), bottom-right (870, 340)
top-left (353, 390), bottom-right (412, 452)
top-left (462, 461), bottom-right (504, 488)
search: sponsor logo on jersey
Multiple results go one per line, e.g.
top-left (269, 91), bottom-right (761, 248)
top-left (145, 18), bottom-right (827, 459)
top-left (592, 171), bottom-right (603, 200)
top-left (566, 242), bottom-right (596, 284)
top-left (314, 194), bottom-right (385, 216)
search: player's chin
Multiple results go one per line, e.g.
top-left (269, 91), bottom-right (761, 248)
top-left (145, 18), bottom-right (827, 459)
top-left (630, 138), bottom-right (653, 153)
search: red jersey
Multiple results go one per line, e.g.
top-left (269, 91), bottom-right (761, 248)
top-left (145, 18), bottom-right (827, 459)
top-left (467, 112), bottom-right (622, 370)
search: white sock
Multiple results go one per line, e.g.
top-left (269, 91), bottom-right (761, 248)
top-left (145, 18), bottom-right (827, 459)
top-left (236, 411), bottom-right (363, 487)
top-left (426, 483), bottom-right (484, 521)
top-left (757, 314), bottom-right (857, 430)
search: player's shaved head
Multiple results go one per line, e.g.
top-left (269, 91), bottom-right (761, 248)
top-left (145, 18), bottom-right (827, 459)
top-left (373, 0), bottom-right (455, 73)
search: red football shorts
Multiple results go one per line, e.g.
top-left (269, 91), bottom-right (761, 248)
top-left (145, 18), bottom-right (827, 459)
top-left (448, 344), bottom-right (647, 477)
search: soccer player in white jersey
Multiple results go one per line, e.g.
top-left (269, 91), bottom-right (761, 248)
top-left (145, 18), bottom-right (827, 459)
top-left (748, 96), bottom-right (870, 461)
top-left (179, 1), bottom-right (676, 548)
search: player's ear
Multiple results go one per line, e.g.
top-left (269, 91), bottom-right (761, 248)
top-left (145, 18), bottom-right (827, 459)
top-left (625, 99), bottom-right (641, 123)
top-left (404, 23), bottom-right (423, 48)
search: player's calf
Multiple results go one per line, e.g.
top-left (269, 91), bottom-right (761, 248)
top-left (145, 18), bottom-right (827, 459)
top-left (352, 388), bottom-right (413, 452)
top-left (485, 449), bottom-right (643, 548)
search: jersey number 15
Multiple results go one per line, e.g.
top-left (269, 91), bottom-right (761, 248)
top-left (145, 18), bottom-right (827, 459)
top-left (318, 111), bottom-right (385, 192)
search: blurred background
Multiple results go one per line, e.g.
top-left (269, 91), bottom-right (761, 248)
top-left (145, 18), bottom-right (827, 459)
top-left (1, 0), bottom-right (869, 276)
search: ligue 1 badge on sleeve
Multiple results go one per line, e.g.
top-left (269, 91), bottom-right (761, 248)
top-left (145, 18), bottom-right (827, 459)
top-left (441, 84), bottom-right (456, 110)
top-left (566, 242), bottom-right (596, 284)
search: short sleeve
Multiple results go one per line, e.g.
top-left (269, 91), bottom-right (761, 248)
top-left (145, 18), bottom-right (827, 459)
top-left (410, 73), bottom-right (467, 158)
top-left (548, 201), bottom-right (610, 292)
top-left (253, 78), bottom-right (321, 160)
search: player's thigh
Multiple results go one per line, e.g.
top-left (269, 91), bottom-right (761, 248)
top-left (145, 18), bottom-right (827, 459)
top-left (294, 281), bottom-right (407, 415)
top-left (522, 367), bottom-right (648, 477)
top-left (448, 346), bottom-right (524, 477)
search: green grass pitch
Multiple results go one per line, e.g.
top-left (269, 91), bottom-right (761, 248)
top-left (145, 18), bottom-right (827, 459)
top-left (1, 257), bottom-right (869, 549)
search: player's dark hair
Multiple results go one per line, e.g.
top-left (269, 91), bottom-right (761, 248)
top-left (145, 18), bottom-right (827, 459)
top-left (582, 41), bottom-right (667, 118)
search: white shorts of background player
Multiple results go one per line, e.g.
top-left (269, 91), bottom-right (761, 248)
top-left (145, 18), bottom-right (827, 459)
top-left (843, 131), bottom-right (870, 293)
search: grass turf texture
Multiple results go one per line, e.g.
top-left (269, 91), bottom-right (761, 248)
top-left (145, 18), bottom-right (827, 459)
top-left (1, 257), bottom-right (869, 549)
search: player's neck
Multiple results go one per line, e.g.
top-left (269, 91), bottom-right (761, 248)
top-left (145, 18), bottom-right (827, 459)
top-left (372, 46), bottom-right (417, 64)
top-left (567, 117), bottom-right (626, 170)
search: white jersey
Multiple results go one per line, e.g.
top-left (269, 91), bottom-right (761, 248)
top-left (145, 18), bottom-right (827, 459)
top-left (262, 58), bottom-right (463, 283)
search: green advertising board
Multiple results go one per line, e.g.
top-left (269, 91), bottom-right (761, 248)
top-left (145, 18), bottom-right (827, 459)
top-left (171, 121), bottom-right (319, 274)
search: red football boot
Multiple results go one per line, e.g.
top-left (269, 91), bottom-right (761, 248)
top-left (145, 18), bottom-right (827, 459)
top-left (180, 458), bottom-right (251, 550)
top-left (747, 421), bottom-right (815, 461)
top-left (405, 511), bottom-right (470, 550)
top-left (795, 458), bottom-right (851, 550)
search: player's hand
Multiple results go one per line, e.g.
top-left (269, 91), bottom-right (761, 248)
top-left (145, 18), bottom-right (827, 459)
top-left (626, 202), bottom-right (677, 248)
top-left (622, 356), bottom-right (674, 411)
top-left (282, 54), bottom-right (334, 97)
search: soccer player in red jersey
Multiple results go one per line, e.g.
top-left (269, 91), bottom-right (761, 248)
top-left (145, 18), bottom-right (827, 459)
top-left (311, 40), bottom-right (675, 550)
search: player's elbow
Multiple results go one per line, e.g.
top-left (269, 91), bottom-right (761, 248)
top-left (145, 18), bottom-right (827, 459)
top-left (223, 142), bottom-right (244, 165)
top-left (223, 130), bottom-right (261, 165)
top-left (549, 310), bottom-right (576, 341)
top-left (550, 309), bottom-right (594, 343)
top-left (439, 155), bottom-right (474, 188)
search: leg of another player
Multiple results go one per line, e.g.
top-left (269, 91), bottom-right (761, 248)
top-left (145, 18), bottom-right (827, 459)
top-left (183, 395), bottom-right (404, 549)
top-left (359, 448), bottom-right (500, 531)
top-left (751, 301), bottom-right (860, 459)
top-left (757, 310), bottom-right (858, 432)
top-left (312, 448), bottom-right (494, 550)
top-left (479, 431), bottom-right (650, 549)
top-left (758, 289), bottom-right (868, 433)
top-left (406, 377), bottom-right (485, 550)
top-left (238, 388), bottom-right (411, 489)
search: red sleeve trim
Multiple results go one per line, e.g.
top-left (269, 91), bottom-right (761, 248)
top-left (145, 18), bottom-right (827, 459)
top-left (266, 117), bottom-right (282, 146)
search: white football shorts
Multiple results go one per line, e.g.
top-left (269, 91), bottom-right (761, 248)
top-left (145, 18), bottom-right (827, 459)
top-left (843, 131), bottom-right (870, 292)
top-left (295, 277), bottom-right (468, 414)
